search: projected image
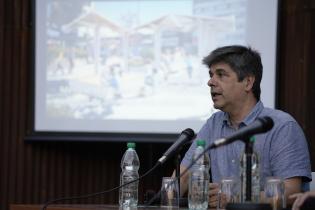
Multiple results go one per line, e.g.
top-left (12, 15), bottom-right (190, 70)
top-left (44, 0), bottom-right (237, 121)
top-left (36, 0), bottom-right (280, 134)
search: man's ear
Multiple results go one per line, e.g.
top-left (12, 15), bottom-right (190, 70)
top-left (244, 75), bottom-right (255, 91)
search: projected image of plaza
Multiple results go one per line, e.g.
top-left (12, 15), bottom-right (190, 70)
top-left (37, 0), bottom-right (267, 133)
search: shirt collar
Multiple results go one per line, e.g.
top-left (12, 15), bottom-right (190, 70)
top-left (223, 101), bottom-right (264, 128)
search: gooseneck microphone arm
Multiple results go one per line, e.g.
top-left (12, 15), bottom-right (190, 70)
top-left (158, 128), bottom-right (195, 200)
top-left (158, 128), bottom-right (195, 164)
top-left (209, 116), bottom-right (274, 149)
top-left (146, 139), bottom-right (215, 206)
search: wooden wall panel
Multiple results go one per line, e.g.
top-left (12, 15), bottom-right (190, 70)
top-left (277, 0), bottom-right (315, 170)
top-left (307, 2), bottom-right (315, 175)
top-left (0, 0), bottom-right (314, 210)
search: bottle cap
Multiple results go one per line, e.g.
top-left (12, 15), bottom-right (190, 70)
top-left (127, 142), bottom-right (136, 149)
top-left (250, 136), bottom-right (256, 142)
top-left (196, 139), bottom-right (205, 147)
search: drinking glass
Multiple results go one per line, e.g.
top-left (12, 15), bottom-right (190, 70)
top-left (217, 178), bottom-right (240, 210)
top-left (263, 177), bottom-right (286, 210)
top-left (160, 177), bottom-right (179, 209)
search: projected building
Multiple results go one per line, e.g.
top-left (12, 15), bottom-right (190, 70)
top-left (193, 0), bottom-right (247, 45)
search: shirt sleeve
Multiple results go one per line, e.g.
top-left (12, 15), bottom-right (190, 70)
top-left (269, 121), bottom-right (311, 181)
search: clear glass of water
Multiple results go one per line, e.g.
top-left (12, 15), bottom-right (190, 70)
top-left (263, 177), bottom-right (286, 210)
top-left (217, 178), bottom-right (240, 210)
top-left (160, 177), bottom-right (179, 209)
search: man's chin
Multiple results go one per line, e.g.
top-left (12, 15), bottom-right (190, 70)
top-left (213, 104), bottom-right (220, 109)
top-left (213, 103), bottom-right (224, 110)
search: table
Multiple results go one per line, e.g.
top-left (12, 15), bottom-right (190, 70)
top-left (10, 204), bottom-right (190, 210)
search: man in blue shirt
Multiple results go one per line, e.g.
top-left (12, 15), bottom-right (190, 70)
top-left (180, 45), bottom-right (312, 207)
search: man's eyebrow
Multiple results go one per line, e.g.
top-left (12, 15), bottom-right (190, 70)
top-left (216, 68), bottom-right (226, 72)
top-left (211, 68), bottom-right (227, 74)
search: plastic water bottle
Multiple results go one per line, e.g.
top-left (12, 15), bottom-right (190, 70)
top-left (240, 137), bottom-right (260, 202)
top-left (188, 139), bottom-right (210, 210)
top-left (119, 142), bottom-right (140, 208)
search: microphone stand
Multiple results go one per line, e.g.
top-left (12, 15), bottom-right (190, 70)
top-left (226, 137), bottom-right (272, 210)
top-left (175, 139), bottom-right (193, 199)
top-left (175, 152), bottom-right (188, 207)
top-left (245, 137), bottom-right (253, 202)
top-left (175, 153), bottom-right (181, 195)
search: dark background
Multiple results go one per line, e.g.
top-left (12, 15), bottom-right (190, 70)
top-left (1, 0), bottom-right (315, 210)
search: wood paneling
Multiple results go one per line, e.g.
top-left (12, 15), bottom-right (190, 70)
top-left (0, 0), bottom-right (315, 210)
top-left (307, 1), bottom-right (315, 174)
top-left (277, 0), bottom-right (315, 170)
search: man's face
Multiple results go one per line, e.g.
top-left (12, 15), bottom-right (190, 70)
top-left (207, 62), bottom-right (250, 113)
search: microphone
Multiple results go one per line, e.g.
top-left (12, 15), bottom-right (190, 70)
top-left (210, 116), bottom-right (274, 149)
top-left (158, 128), bottom-right (195, 164)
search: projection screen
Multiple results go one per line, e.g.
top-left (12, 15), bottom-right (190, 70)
top-left (33, 0), bottom-right (278, 140)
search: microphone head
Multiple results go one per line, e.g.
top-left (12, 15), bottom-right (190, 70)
top-left (258, 116), bottom-right (274, 132)
top-left (181, 128), bottom-right (195, 138)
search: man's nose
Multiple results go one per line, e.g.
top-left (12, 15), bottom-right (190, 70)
top-left (208, 77), bottom-right (215, 87)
